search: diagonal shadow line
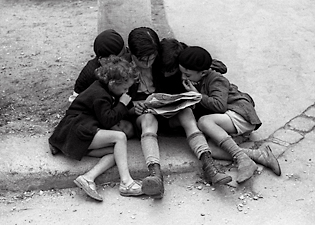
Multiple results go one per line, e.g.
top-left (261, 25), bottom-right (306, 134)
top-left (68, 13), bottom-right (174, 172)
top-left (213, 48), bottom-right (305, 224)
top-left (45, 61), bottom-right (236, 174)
top-left (151, 0), bottom-right (175, 39)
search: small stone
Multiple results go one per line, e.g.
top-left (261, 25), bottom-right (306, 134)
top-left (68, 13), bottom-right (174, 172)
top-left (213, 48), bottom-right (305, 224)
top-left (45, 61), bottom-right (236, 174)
top-left (239, 195), bottom-right (245, 200)
top-left (201, 213), bottom-right (205, 216)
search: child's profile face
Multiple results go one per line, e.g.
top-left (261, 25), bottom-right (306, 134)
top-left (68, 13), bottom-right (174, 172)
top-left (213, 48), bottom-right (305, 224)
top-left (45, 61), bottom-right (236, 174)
top-left (108, 79), bottom-right (134, 97)
top-left (179, 65), bottom-right (203, 83)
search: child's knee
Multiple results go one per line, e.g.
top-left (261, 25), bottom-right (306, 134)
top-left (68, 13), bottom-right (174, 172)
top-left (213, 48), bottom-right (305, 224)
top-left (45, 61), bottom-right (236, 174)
top-left (140, 114), bottom-right (158, 129)
top-left (198, 115), bottom-right (213, 129)
top-left (115, 131), bottom-right (127, 143)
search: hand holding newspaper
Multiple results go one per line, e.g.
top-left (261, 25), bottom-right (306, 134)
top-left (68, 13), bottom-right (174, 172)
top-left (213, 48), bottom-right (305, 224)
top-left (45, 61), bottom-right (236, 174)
top-left (143, 91), bottom-right (202, 118)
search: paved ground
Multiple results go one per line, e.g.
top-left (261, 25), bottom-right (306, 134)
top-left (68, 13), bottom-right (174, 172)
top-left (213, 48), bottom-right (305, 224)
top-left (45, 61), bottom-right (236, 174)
top-left (1, 0), bottom-right (315, 200)
top-left (1, 0), bottom-right (315, 224)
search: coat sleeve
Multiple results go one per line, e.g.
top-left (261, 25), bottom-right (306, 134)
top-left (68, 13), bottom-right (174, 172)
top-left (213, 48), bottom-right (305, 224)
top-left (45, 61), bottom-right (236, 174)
top-left (200, 75), bottom-right (230, 113)
top-left (74, 59), bottom-right (99, 94)
top-left (93, 97), bottom-right (129, 129)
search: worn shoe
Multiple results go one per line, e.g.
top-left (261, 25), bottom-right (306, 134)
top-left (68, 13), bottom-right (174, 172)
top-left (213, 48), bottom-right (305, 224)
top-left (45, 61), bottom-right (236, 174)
top-left (243, 145), bottom-right (281, 176)
top-left (74, 176), bottom-right (103, 201)
top-left (119, 180), bottom-right (144, 197)
top-left (234, 152), bottom-right (258, 183)
top-left (142, 163), bottom-right (164, 199)
top-left (201, 152), bottom-right (232, 185)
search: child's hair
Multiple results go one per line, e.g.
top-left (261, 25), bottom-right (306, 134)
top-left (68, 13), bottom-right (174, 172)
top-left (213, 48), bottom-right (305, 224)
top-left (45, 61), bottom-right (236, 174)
top-left (95, 55), bottom-right (139, 86)
top-left (160, 38), bottom-right (187, 72)
top-left (178, 46), bottom-right (212, 72)
top-left (128, 27), bottom-right (160, 61)
top-left (94, 29), bottom-right (124, 58)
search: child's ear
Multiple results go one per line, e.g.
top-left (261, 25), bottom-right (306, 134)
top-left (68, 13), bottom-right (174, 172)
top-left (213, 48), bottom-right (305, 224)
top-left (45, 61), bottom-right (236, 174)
top-left (200, 70), bottom-right (207, 77)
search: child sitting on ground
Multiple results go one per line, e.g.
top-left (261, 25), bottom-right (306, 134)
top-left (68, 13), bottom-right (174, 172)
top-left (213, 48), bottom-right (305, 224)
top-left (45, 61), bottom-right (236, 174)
top-left (159, 38), bottom-right (227, 94)
top-left (49, 55), bottom-right (143, 201)
top-left (178, 46), bottom-right (281, 183)
top-left (69, 29), bottom-right (134, 139)
top-left (71, 29), bottom-right (127, 98)
top-left (156, 38), bottom-right (233, 185)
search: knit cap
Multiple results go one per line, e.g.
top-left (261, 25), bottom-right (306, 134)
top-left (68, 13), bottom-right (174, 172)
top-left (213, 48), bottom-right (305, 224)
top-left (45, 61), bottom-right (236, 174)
top-left (93, 29), bottom-right (124, 57)
top-left (178, 46), bottom-right (212, 71)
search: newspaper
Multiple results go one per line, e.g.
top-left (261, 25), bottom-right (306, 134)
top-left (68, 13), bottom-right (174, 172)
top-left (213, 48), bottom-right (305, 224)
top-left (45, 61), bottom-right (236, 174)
top-left (143, 91), bottom-right (202, 118)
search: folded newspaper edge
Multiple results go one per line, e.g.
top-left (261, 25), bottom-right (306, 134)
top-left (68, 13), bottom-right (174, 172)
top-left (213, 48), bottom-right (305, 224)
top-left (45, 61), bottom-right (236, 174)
top-left (144, 91), bottom-right (202, 118)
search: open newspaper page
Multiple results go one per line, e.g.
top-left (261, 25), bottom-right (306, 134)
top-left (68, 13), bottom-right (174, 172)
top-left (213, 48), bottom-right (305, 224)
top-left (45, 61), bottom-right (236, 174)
top-left (144, 91), bottom-right (202, 118)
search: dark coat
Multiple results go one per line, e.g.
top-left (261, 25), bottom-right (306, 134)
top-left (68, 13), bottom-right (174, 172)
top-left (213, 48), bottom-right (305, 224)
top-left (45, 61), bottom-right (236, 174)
top-left (49, 81), bottom-right (130, 160)
top-left (194, 70), bottom-right (262, 130)
top-left (74, 57), bottom-right (100, 94)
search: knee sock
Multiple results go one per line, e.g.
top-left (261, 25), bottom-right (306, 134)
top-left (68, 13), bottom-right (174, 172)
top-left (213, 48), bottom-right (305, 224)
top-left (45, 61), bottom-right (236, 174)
top-left (187, 132), bottom-right (211, 159)
top-left (219, 136), bottom-right (257, 183)
top-left (141, 132), bottom-right (160, 166)
top-left (218, 136), bottom-right (242, 158)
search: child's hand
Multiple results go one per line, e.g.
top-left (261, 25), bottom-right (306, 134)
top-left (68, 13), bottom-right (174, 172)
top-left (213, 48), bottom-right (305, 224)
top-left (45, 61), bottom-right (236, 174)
top-left (119, 93), bottom-right (132, 106)
top-left (182, 79), bottom-right (198, 92)
top-left (134, 102), bottom-right (147, 115)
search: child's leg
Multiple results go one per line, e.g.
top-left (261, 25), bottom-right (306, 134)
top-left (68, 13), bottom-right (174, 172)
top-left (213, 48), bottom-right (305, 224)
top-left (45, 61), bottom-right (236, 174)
top-left (198, 114), bottom-right (257, 183)
top-left (88, 130), bottom-right (135, 186)
top-left (207, 139), bottom-right (232, 160)
top-left (174, 108), bottom-right (232, 185)
top-left (209, 139), bottom-right (281, 176)
top-left (136, 113), bottom-right (164, 198)
top-left (136, 114), bottom-right (160, 166)
top-left (75, 129), bottom-right (142, 201)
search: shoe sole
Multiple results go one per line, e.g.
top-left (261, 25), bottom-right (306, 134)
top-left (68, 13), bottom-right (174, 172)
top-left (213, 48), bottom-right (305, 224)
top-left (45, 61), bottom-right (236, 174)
top-left (120, 191), bottom-right (144, 197)
top-left (142, 178), bottom-right (164, 198)
top-left (214, 176), bottom-right (233, 185)
top-left (266, 145), bottom-right (281, 176)
top-left (74, 179), bottom-right (103, 202)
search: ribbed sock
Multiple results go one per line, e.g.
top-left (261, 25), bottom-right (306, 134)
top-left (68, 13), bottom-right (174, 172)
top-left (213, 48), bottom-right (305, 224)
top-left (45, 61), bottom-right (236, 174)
top-left (141, 132), bottom-right (160, 166)
top-left (187, 132), bottom-right (211, 159)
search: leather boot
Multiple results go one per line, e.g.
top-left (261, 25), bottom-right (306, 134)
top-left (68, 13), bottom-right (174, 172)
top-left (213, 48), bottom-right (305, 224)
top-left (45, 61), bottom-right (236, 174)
top-left (243, 145), bottom-right (281, 176)
top-left (201, 152), bottom-right (232, 185)
top-left (219, 137), bottom-right (258, 183)
top-left (142, 163), bottom-right (164, 199)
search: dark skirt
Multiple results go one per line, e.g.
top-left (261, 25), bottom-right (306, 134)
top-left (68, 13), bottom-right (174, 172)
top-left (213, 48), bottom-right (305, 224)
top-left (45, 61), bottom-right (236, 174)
top-left (48, 112), bottom-right (99, 161)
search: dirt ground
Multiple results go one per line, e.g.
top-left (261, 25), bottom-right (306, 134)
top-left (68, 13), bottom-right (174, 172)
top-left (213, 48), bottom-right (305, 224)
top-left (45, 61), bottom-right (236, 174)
top-left (0, 0), bottom-right (98, 137)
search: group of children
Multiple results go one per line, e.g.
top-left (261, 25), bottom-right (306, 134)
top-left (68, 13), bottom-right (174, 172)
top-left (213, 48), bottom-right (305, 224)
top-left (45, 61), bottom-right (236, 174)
top-left (48, 27), bottom-right (281, 201)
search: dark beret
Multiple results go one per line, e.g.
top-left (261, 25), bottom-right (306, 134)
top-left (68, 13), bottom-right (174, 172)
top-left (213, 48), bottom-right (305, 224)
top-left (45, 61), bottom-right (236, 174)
top-left (94, 29), bottom-right (124, 57)
top-left (178, 46), bottom-right (212, 71)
